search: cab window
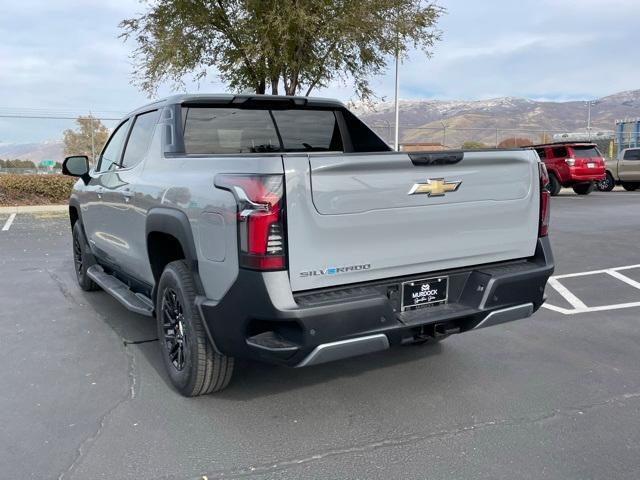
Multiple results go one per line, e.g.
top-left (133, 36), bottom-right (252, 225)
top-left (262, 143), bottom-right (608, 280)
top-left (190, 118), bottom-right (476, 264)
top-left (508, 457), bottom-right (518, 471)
top-left (98, 119), bottom-right (130, 172)
top-left (121, 110), bottom-right (159, 168)
top-left (551, 147), bottom-right (567, 158)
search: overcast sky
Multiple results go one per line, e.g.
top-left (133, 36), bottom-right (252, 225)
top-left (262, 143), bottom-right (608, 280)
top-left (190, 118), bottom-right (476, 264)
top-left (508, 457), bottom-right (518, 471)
top-left (1, 0), bottom-right (639, 143)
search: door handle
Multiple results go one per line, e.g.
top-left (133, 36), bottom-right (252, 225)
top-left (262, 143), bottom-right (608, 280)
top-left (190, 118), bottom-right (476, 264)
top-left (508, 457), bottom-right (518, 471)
top-left (122, 189), bottom-right (134, 202)
top-left (96, 187), bottom-right (104, 199)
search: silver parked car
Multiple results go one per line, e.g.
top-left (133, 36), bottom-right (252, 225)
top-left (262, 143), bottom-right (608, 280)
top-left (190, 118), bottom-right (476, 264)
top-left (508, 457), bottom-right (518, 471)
top-left (63, 94), bottom-right (554, 396)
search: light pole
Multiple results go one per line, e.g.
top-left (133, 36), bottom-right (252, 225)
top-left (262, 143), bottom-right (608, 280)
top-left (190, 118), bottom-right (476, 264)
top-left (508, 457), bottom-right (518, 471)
top-left (586, 100), bottom-right (598, 141)
top-left (89, 110), bottom-right (96, 164)
top-left (393, 48), bottom-right (400, 152)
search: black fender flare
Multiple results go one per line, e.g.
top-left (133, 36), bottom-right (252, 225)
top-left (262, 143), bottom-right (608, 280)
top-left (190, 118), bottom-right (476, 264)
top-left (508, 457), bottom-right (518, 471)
top-left (68, 197), bottom-right (83, 229)
top-left (145, 207), bottom-right (204, 293)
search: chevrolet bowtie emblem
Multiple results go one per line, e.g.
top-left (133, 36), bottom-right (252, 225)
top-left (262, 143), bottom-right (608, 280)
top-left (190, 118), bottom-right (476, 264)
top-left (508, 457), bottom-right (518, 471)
top-left (408, 178), bottom-right (462, 196)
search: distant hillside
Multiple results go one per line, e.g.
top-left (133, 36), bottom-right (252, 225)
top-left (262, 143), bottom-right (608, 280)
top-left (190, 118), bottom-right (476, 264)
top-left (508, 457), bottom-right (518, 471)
top-left (355, 90), bottom-right (640, 147)
top-left (0, 141), bottom-right (64, 164)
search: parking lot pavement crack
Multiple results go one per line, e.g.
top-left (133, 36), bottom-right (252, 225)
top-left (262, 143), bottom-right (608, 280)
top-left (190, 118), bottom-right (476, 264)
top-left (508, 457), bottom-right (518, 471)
top-left (57, 345), bottom-right (137, 480)
top-left (47, 268), bottom-right (142, 480)
top-left (188, 391), bottom-right (640, 480)
top-left (47, 269), bottom-right (82, 307)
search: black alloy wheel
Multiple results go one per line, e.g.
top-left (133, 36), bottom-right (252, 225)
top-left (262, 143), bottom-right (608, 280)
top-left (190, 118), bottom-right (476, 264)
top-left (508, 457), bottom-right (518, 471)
top-left (161, 288), bottom-right (188, 371)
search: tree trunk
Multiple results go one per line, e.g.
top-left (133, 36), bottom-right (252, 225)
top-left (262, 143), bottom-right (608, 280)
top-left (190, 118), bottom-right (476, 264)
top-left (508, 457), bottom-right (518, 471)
top-left (270, 76), bottom-right (279, 95)
top-left (256, 78), bottom-right (266, 94)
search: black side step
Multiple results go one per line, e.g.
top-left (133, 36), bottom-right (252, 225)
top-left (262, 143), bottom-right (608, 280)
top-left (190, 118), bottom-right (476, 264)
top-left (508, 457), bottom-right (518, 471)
top-left (86, 265), bottom-right (154, 317)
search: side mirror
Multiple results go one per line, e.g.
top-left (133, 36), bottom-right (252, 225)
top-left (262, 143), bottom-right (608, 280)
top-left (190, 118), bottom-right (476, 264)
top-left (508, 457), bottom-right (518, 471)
top-left (62, 156), bottom-right (90, 183)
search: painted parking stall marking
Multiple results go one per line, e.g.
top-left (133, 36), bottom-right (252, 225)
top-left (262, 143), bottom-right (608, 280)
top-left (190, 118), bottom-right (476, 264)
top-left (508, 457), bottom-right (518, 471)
top-left (543, 263), bottom-right (640, 314)
top-left (2, 213), bottom-right (16, 231)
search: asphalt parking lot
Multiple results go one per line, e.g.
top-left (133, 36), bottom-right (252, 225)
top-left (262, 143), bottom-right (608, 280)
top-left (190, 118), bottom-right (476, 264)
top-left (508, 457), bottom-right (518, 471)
top-left (2, 190), bottom-right (640, 480)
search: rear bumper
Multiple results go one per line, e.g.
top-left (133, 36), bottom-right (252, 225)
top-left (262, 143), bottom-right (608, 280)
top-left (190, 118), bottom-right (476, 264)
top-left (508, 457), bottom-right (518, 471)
top-left (197, 237), bottom-right (554, 367)
top-left (565, 169), bottom-right (605, 183)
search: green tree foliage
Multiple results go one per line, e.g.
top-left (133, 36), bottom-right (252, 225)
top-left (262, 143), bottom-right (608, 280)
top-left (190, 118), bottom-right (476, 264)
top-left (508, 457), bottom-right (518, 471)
top-left (63, 116), bottom-right (110, 163)
top-left (120, 0), bottom-right (444, 99)
top-left (461, 141), bottom-right (488, 149)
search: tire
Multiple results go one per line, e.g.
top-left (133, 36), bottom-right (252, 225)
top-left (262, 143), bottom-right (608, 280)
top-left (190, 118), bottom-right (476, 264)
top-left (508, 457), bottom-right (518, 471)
top-left (572, 182), bottom-right (594, 195)
top-left (156, 260), bottom-right (234, 396)
top-left (548, 173), bottom-right (561, 196)
top-left (622, 182), bottom-right (639, 191)
top-left (72, 222), bottom-right (99, 291)
top-left (597, 172), bottom-right (615, 192)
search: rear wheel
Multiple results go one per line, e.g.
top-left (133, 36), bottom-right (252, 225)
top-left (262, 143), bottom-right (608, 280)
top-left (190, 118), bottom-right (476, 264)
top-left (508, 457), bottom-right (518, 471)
top-left (622, 182), bottom-right (639, 191)
top-left (597, 172), bottom-right (615, 192)
top-left (72, 222), bottom-right (99, 291)
top-left (548, 173), bottom-right (561, 196)
top-left (572, 182), bottom-right (594, 195)
top-left (156, 260), bottom-right (234, 396)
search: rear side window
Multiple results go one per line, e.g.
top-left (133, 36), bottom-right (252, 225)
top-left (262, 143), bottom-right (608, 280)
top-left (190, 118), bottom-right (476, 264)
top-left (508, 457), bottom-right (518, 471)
top-left (271, 110), bottom-right (343, 151)
top-left (342, 109), bottom-right (391, 152)
top-left (570, 146), bottom-right (601, 158)
top-left (536, 148), bottom-right (546, 159)
top-left (121, 110), bottom-right (159, 168)
top-left (183, 108), bottom-right (279, 154)
top-left (551, 147), bottom-right (567, 158)
top-left (623, 149), bottom-right (640, 160)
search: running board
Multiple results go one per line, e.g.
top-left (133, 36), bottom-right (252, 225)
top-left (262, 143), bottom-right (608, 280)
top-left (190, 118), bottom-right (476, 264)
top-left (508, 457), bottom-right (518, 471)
top-left (86, 265), bottom-right (154, 317)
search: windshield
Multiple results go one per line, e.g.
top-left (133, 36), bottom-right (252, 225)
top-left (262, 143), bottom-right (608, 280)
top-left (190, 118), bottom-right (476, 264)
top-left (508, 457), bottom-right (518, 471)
top-left (570, 146), bottom-right (602, 158)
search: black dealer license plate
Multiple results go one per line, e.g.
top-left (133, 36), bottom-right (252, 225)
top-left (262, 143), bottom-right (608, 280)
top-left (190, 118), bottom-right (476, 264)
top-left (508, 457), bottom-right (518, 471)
top-left (401, 276), bottom-right (448, 311)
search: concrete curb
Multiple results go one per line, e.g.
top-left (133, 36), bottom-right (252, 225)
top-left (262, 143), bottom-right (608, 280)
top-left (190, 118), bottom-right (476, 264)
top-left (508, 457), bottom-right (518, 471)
top-left (0, 204), bottom-right (67, 214)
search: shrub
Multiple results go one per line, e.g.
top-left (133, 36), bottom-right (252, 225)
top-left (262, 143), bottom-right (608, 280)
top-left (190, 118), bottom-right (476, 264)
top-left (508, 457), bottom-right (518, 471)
top-left (0, 174), bottom-right (76, 205)
top-left (461, 141), bottom-right (488, 149)
top-left (498, 137), bottom-right (533, 148)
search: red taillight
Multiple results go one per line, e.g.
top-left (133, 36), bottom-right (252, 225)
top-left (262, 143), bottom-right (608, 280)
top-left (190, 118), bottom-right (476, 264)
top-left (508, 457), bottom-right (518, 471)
top-left (538, 163), bottom-right (550, 237)
top-left (216, 174), bottom-right (286, 271)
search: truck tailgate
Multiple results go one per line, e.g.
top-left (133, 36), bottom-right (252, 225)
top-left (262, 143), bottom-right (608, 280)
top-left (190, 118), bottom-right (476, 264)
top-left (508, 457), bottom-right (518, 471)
top-left (284, 150), bottom-right (540, 292)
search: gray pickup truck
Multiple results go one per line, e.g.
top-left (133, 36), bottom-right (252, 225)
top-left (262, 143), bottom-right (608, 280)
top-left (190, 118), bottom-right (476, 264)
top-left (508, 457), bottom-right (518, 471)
top-left (62, 94), bottom-right (554, 396)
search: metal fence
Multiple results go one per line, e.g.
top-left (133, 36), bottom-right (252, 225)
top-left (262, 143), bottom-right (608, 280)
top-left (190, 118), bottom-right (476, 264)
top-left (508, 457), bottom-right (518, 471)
top-left (0, 112), bottom-right (625, 172)
top-left (368, 124), bottom-right (617, 154)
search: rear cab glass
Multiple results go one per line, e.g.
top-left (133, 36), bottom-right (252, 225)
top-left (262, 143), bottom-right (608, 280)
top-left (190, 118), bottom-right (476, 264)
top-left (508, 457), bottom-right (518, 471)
top-left (570, 146), bottom-right (602, 158)
top-left (180, 106), bottom-right (389, 155)
top-left (623, 149), bottom-right (640, 160)
top-left (271, 110), bottom-right (342, 151)
top-left (183, 108), bottom-right (280, 154)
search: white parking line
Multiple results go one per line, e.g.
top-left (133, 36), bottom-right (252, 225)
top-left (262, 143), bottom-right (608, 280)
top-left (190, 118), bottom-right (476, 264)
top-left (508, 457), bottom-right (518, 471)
top-left (547, 277), bottom-right (588, 309)
top-left (2, 213), bottom-right (16, 231)
top-left (607, 269), bottom-right (640, 290)
top-left (543, 263), bottom-right (640, 315)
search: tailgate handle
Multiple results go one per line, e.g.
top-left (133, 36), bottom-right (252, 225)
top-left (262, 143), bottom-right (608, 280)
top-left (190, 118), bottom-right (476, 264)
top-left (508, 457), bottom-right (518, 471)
top-left (410, 151), bottom-right (464, 166)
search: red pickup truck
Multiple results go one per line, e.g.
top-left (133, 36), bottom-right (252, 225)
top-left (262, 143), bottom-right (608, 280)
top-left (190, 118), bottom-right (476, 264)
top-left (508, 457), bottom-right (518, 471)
top-left (531, 142), bottom-right (606, 195)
